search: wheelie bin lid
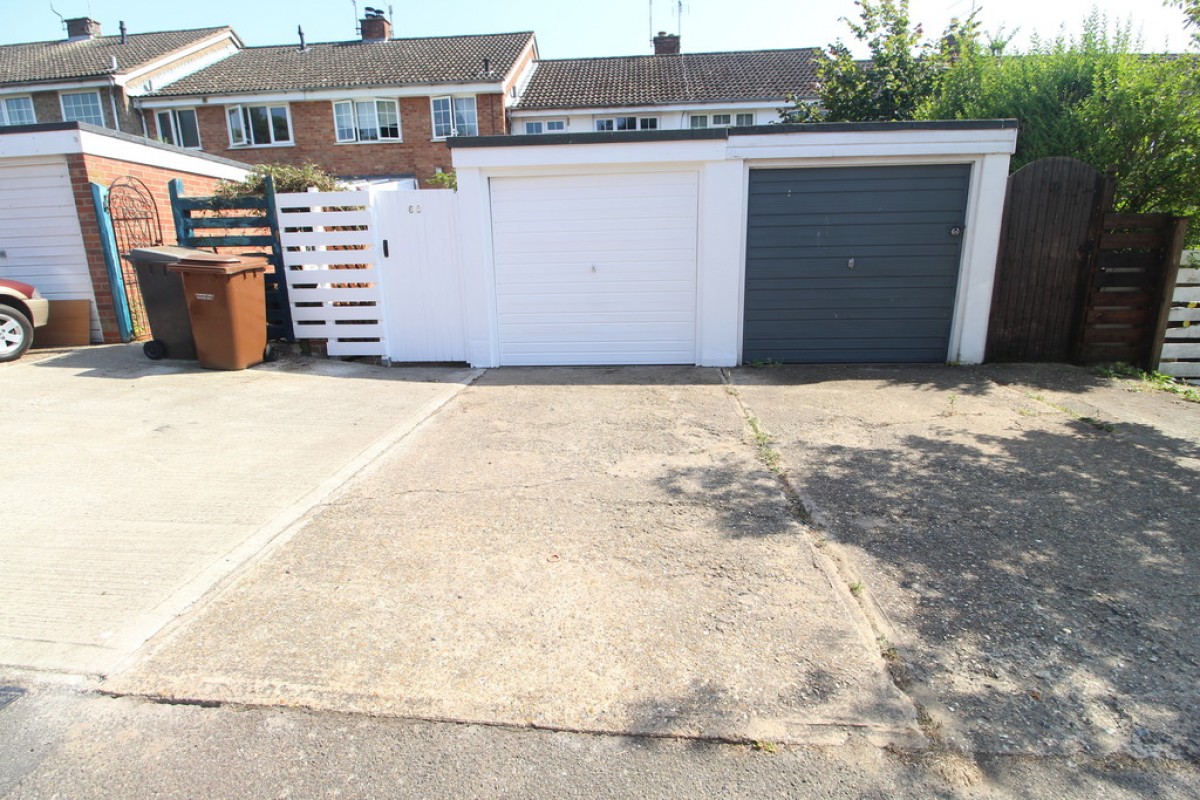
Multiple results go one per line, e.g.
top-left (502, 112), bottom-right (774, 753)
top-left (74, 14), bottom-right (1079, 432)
top-left (168, 254), bottom-right (270, 276)
top-left (127, 245), bottom-right (241, 265)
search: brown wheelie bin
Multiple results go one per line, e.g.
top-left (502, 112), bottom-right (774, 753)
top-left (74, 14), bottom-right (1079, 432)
top-left (169, 254), bottom-right (269, 370)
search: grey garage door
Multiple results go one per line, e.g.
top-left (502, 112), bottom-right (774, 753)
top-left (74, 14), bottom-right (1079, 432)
top-left (743, 164), bottom-right (971, 363)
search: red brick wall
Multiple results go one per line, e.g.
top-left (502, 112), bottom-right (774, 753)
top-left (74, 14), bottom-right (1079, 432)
top-left (67, 153), bottom-right (226, 343)
top-left (148, 92), bottom-right (506, 186)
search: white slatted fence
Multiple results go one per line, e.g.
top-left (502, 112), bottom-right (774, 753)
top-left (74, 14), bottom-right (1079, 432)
top-left (1158, 250), bottom-right (1200, 381)
top-left (276, 190), bottom-right (386, 357)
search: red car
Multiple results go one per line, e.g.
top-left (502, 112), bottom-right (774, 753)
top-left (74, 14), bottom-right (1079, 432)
top-left (0, 278), bottom-right (50, 362)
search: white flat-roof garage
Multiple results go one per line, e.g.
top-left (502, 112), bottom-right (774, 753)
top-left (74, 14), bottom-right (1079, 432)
top-left (451, 121), bottom-right (1017, 368)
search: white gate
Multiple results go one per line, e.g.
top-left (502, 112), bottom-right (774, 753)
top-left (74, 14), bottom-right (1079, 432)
top-left (372, 189), bottom-right (467, 362)
top-left (278, 188), bottom-right (465, 362)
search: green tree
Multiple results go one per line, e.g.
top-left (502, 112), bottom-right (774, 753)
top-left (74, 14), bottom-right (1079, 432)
top-left (783, 0), bottom-right (975, 122)
top-left (918, 14), bottom-right (1200, 222)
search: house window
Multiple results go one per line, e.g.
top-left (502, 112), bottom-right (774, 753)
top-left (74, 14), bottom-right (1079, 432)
top-left (155, 109), bottom-right (201, 149)
top-left (431, 96), bottom-right (477, 138)
top-left (333, 99), bottom-right (401, 143)
top-left (691, 112), bottom-right (756, 129)
top-left (61, 91), bottom-right (105, 126)
top-left (595, 117), bottom-right (657, 131)
top-left (0, 96), bottom-right (35, 126)
top-left (524, 120), bottom-right (566, 134)
top-left (226, 103), bottom-right (292, 146)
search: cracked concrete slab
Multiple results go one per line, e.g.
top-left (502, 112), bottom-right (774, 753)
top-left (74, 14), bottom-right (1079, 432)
top-left (104, 367), bottom-right (918, 746)
top-left (0, 345), bottom-right (474, 676)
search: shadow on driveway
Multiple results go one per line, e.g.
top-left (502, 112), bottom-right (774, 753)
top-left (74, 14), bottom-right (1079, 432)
top-left (732, 364), bottom-right (1200, 762)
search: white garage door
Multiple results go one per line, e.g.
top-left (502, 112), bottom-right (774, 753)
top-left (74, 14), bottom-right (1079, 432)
top-left (0, 156), bottom-right (98, 340)
top-left (489, 171), bottom-right (699, 365)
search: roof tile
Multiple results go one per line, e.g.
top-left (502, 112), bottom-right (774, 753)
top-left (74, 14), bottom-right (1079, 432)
top-left (515, 49), bottom-right (821, 110)
top-left (149, 32), bottom-right (535, 96)
top-left (0, 28), bottom-right (232, 84)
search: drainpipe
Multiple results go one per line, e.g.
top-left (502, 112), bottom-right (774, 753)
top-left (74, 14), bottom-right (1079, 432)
top-left (108, 79), bottom-right (122, 131)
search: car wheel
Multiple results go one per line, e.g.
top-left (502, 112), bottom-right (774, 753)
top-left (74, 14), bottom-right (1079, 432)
top-left (143, 339), bottom-right (167, 360)
top-left (0, 304), bottom-right (33, 363)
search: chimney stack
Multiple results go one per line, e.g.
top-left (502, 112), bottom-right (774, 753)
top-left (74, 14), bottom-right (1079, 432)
top-left (653, 31), bottom-right (680, 55)
top-left (66, 18), bottom-right (103, 41)
top-left (360, 9), bottom-right (392, 42)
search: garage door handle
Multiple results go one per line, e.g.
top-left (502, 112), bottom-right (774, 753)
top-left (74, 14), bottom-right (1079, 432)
top-left (848, 258), bottom-right (855, 270)
top-left (382, 239), bottom-right (390, 258)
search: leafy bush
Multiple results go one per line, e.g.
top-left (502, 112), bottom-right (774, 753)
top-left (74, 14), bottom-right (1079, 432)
top-left (216, 162), bottom-right (344, 198)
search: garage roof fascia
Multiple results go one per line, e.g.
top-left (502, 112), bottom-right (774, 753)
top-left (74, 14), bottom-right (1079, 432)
top-left (450, 119), bottom-right (1019, 170)
top-left (0, 121), bottom-right (251, 178)
top-left (448, 119), bottom-right (1019, 149)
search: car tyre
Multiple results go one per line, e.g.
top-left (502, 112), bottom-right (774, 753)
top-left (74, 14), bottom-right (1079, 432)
top-left (0, 304), bottom-right (33, 363)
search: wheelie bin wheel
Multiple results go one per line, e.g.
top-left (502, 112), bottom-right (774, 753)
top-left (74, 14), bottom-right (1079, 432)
top-left (143, 339), bottom-right (167, 360)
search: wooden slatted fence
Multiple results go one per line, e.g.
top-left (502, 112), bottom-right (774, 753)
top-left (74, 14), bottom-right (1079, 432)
top-left (1076, 214), bottom-right (1188, 367)
top-left (275, 190), bottom-right (387, 357)
top-left (1158, 250), bottom-right (1200, 380)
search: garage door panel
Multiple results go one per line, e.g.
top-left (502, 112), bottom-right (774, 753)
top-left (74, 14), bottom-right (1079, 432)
top-left (750, 305), bottom-right (954, 322)
top-left (744, 165), bottom-right (970, 364)
top-left (746, 318), bottom-right (952, 340)
top-left (493, 214), bottom-right (696, 235)
top-left (748, 256), bottom-right (961, 279)
top-left (491, 172), bottom-right (698, 365)
top-left (750, 241), bottom-right (962, 257)
top-left (749, 223), bottom-right (963, 249)
top-left (749, 189), bottom-right (968, 215)
top-left (746, 286), bottom-right (958, 310)
top-left (750, 164), bottom-right (970, 183)
top-left (501, 320), bottom-right (696, 341)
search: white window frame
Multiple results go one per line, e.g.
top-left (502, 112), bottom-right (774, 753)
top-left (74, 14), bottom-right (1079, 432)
top-left (430, 95), bottom-right (478, 139)
top-left (60, 91), bottom-right (105, 126)
top-left (524, 119), bottom-right (567, 135)
top-left (225, 103), bottom-right (294, 148)
top-left (735, 112), bottom-right (755, 126)
top-left (594, 116), bottom-right (658, 132)
top-left (332, 98), bottom-right (402, 144)
top-left (691, 112), bottom-right (755, 129)
top-left (155, 108), bottom-right (202, 149)
top-left (0, 96), bottom-right (36, 126)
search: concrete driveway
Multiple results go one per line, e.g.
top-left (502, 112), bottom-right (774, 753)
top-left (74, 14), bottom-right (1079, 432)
top-left (105, 367), bottom-right (918, 746)
top-left (5, 349), bottom-right (1197, 769)
top-left (0, 345), bottom-right (474, 676)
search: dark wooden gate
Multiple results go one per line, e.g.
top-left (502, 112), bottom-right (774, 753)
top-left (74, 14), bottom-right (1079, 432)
top-left (986, 157), bottom-right (1108, 362)
top-left (986, 157), bottom-right (1187, 369)
top-left (106, 176), bottom-right (164, 338)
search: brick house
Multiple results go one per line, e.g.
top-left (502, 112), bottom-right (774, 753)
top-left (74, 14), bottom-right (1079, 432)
top-left (136, 15), bottom-right (538, 187)
top-left (0, 18), bottom-right (240, 136)
top-left (510, 34), bottom-right (819, 135)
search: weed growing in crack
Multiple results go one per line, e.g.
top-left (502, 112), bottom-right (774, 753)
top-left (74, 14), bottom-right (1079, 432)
top-left (849, 581), bottom-right (865, 597)
top-left (751, 740), bottom-right (779, 754)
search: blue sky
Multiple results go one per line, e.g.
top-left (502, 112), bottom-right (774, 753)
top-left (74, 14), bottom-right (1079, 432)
top-left (2, 0), bottom-right (1191, 57)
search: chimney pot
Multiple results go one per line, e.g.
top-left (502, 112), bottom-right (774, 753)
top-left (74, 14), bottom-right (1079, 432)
top-left (360, 14), bottom-right (392, 41)
top-left (653, 32), bottom-right (680, 55)
top-left (66, 17), bottom-right (103, 41)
